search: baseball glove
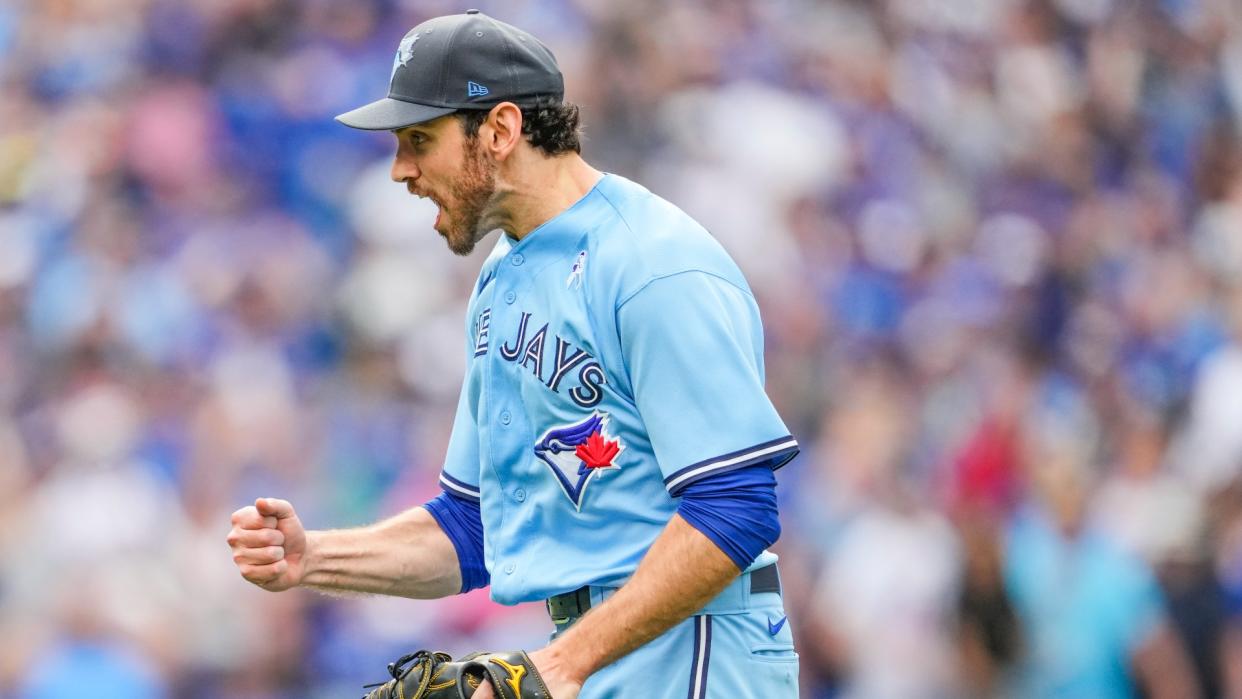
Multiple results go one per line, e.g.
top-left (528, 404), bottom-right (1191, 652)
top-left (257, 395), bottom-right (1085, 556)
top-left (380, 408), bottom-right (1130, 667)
top-left (361, 649), bottom-right (552, 699)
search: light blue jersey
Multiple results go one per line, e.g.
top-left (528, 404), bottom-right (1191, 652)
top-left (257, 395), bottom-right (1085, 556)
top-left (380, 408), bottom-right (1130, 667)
top-left (439, 173), bottom-right (801, 698)
top-left (439, 173), bottom-right (798, 604)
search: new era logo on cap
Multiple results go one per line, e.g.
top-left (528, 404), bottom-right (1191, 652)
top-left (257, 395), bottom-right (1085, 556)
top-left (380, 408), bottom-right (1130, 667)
top-left (467, 81), bottom-right (490, 97)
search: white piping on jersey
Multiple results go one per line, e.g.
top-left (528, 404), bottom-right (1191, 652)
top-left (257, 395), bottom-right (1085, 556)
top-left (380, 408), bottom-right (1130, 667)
top-left (439, 473), bottom-right (481, 500)
top-left (689, 615), bottom-right (712, 699)
top-left (665, 438), bottom-right (799, 494)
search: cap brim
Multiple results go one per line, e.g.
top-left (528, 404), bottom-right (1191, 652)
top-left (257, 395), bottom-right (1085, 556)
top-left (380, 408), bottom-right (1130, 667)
top-left (335, 97), bottom-right (458, 131)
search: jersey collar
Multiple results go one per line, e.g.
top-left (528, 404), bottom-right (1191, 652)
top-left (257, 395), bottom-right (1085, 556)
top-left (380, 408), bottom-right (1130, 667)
top-left (503, 173), bottom-right (610, 261)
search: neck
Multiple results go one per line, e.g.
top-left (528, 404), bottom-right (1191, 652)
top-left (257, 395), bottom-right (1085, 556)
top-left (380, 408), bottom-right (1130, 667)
top-left (491, 152), bottom-right (602, 240)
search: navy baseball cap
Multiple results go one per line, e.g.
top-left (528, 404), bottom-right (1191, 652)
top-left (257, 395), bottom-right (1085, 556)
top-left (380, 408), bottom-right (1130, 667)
top-left (336, 10), bottom-right (564, 131)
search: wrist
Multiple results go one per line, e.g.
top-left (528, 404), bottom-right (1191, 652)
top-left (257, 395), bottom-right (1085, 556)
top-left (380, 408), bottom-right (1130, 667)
top-left (298, 529), bottom-right (323, 586)
top-left (543, 629), bottom-right (598, 684)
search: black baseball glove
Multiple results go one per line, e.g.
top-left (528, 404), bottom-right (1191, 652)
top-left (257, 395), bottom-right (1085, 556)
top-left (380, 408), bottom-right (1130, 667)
top-left (361, 649), bottom-right (552, 699)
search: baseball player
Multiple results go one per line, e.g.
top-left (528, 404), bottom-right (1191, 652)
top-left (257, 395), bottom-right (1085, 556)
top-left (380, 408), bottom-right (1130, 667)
top-left (226, 11), bottom-right (800, 698)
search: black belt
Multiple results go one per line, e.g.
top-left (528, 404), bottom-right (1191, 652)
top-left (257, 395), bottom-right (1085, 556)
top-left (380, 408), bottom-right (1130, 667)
top-left (546, 563), bottom-right (781, 626)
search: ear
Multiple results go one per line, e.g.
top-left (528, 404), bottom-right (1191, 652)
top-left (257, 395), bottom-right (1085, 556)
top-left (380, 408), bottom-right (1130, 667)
top-left (478, 102), bottom-right (524, 161)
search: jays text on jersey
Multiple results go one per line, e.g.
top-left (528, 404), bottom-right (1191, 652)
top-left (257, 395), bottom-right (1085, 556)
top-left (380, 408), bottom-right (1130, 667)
top-left (439, 173), bottom-right (799, 604)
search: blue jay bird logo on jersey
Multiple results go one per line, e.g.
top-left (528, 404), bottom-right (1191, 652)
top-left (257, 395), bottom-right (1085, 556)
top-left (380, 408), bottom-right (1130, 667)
top-left (567, 251), bottom-right (586, 289)
top-left (533, 412), bottom-right (624, 510)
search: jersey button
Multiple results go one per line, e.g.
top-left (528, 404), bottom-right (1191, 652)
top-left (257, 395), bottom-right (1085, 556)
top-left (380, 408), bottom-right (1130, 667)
top-left (504, 290), bottom-right (516, 304)
top-left (499, 410), bottom-right (511, 425)
top-left (504, 563), bottom-right (516, 574)
top-left (514, 488), bottom-right (526, 502)
top-left (511, 253), bottom-right (524, 266)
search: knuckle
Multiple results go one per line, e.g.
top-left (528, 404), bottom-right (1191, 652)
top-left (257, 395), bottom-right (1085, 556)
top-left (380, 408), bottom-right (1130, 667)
top-left (243, 565), bottom-right (271, 583)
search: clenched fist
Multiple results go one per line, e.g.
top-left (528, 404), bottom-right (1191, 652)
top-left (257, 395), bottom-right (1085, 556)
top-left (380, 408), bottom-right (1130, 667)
top-left (227, 497), bottom-right (308, 591)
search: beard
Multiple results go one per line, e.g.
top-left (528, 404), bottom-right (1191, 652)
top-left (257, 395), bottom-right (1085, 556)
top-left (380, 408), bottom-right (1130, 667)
top-left (437, 136), bottom-right (498, 257)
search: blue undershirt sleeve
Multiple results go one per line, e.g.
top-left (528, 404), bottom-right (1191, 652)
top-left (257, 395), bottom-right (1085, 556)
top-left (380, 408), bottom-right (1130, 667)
top-left (676, 462), bottom-right (781, 571)
top-left (423, 490), bottom-right (490, 593)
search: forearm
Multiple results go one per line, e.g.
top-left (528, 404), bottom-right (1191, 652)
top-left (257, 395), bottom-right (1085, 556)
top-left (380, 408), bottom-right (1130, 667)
top-left (1133, 622), bottom-right (1201, 699)
top-left (1223, 620), bottom-right (1242, 698)
top-left (301, 506), bottom-right (462, 599)
top-left (543, 514), bottom-right (739, 681)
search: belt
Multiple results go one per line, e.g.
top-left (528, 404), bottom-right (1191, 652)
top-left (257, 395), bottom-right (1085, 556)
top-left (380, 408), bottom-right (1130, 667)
top-left (546, 563), bottom-right (781, 627)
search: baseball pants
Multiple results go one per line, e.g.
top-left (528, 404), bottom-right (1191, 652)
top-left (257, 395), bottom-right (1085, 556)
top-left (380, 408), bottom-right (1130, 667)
top-left (553, 566), bottom-right (799, 698)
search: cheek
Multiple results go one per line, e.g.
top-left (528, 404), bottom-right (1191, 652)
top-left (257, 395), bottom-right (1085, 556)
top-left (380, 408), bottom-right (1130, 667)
top-left (426, 160), bottom-right (462, 193)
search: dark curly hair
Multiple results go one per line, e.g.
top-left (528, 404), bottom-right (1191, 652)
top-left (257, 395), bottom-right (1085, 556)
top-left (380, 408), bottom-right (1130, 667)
top-left (457, 101), bottom-right (582, 155)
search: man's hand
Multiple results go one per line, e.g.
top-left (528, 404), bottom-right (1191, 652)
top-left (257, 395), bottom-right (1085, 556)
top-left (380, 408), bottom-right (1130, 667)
top-left (226, 497), bottom-right (309, 591)
top-left (469, 647), bottom-right (583, 699)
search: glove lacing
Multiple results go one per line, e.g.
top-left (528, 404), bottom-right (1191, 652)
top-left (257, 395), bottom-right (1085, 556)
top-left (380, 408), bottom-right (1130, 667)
top-left (362, 650), bottom-right (453, 698)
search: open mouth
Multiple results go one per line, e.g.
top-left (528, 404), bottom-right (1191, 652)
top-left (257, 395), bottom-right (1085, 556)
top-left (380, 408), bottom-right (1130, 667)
top-left (432, 198), bottom-right (446, 229)
top-left (407, 186), bottom-right (447, 232)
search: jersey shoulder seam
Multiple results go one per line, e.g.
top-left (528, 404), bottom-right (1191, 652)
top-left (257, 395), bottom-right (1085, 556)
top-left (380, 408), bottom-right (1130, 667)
top-left (593, 187), bottom-right (753, 307)
top-left (593, 181), bottom-right (640, 241)
top-left (616, 268), bottom-right (755, 310)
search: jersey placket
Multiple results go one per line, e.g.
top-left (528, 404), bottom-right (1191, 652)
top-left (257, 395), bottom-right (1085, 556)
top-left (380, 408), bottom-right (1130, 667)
top-left (480, 244), bottom-right (539, 583)
top-left (475, 181), bottom-right (607, 599)
top-left (482, 229), bottom-right (592, 592)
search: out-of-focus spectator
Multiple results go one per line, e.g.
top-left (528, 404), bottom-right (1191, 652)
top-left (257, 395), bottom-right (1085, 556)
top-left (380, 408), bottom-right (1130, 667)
top-left (956, 509), bottom-right (1021, 699)
top-left (1005, 434), bottom-right (1199, 698)
top-left (813, 483), bottom-right (961, 698)
top-left (1176, 290), bottom-right (1242, 492)
top-left (1212, 479), bottom-right (1242, 698)
top-left (806, 362), bottom-right (963, 698)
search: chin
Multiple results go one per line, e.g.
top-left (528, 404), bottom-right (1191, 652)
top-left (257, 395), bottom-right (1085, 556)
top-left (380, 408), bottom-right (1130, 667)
top-left (442, 229), bottom-right (477, 256)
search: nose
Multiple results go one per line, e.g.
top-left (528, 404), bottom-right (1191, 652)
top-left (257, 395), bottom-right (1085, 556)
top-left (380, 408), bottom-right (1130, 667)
top-left (390, 148), bottom-right (420, 184)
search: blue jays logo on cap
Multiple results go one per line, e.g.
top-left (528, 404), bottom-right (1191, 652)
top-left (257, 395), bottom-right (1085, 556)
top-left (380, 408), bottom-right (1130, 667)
top-left (391, 30), bottom-right (421, 79)
top-left (534, 412), bottom-right (624, 510)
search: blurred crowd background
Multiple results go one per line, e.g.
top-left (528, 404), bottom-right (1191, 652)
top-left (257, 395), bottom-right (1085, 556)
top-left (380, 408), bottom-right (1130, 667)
top-left (3, 0), bottom-right (1242, 697)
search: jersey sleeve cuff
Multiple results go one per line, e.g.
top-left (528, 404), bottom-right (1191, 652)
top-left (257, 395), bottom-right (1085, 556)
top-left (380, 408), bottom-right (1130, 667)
top-left (439, 472), bottom-right (481, 502)
top-left (663, 436), bottom-right (799, 496)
